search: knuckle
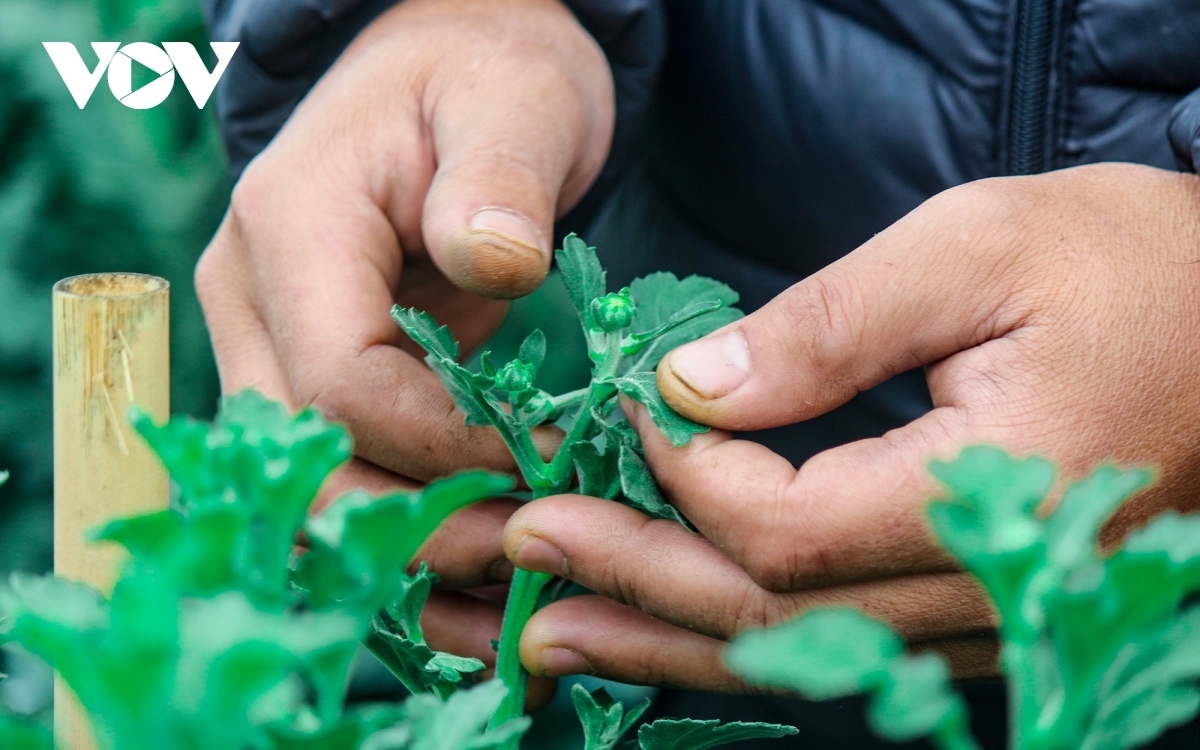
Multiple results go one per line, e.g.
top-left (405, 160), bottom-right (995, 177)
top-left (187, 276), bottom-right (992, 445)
top-left (924, 176), bottom-right (1043, 239)
top-left (192, 248), bottom-right (221, 311)
top-left (739, 540), bottom-right (792, 593)
top-left (785, 270), bottom-right (866, 383)
top-left (228, 161), bottom-right (274, 230)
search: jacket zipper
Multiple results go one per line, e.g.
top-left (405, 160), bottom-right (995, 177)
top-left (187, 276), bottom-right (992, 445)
top-left (1006, 0), bottom-right (1057, 175)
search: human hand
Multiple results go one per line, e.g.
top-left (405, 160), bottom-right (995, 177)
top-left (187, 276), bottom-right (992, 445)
top-left (195, 0), bottom-right (613, 704)
top-left (501, 163), bottom-right (1200, 691)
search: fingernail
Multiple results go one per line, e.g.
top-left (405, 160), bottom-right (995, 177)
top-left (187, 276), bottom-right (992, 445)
top-left (662, 330), bottom-right (751, 400)
top-left (468, 208), bottom-right (548, 257)
top-left (539, 647), bottom-right (593, 677)
top-left (511, 534), bottom-right (569, 577)
top-left (489, 558), bottom-right (515, 583)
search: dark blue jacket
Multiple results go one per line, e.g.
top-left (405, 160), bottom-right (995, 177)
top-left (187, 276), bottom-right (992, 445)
top-left (202, 3), bottom-right (1200, 745)
top-left (202, 0), bottom-right (1200, 468)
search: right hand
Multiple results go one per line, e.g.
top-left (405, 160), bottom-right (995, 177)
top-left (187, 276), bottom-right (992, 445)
top-left (194, 0), bottom-right (615, 705)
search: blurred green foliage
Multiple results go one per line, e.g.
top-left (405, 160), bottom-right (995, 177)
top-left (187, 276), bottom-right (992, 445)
top-left (0, 0), bottom-right (228, 575)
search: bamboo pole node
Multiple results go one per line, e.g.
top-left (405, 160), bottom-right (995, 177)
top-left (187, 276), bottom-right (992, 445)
top-left (52, 272), bottom-right (170, 750)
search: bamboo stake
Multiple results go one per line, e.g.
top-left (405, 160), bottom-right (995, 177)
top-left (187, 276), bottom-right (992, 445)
top-left (52, 273), bottom-right (170, 750)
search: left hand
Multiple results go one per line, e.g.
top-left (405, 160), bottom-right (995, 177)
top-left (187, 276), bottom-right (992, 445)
top-left (500, 163), bottom-right (1200, 691)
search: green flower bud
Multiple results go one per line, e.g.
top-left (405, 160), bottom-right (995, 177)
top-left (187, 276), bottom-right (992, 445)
top-left (495, 360), bottom-right (535, 393)
top-left (590, 288), bottom-right (637, 332)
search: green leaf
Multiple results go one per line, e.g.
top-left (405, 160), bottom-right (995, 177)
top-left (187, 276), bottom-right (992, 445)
top-left (296, 472), bottom-right (514, 617)
top-left (870, 653), bottom-right (966, 742)
top-left (571, 685), bottom-right (650, 750)
top-left (92, 505), bottom-right (250, 598)
top-left (621, 301), bottom-right (722, 355)
top-left (175, 592), bottom-right (362, 736)
top-left (1044, 512), bottom-right (1200, 747)
top-left (571, 441), bottom-right (622, 500)
top-left (614, 373), bottom-right (708, 447)
top-left (392, 306), bottom-right (495, 427)
top-left (366, 626), bottom-right (485, 700)
top-left (0, 713), bottom-right (53, 750)
top-left (518, 330), bottom-right (547, 371)
top-left (726, 608), bottom-right (971, 747)
top-left (2, 571), bottom-right (364, 750)
top-left (403, 681), bottom-right (532, 750)
top-left (364, 564), bottom-right (487, 699)
top-left (264, 705), bottom-right (405, 750)
top-left (1043, 465), bottom-right (1154, 573)
top-left (926, 446), bottom-right (1056, 636)
top-left (392, 306), bottom-right (461, 362)
top-left (1084, 604), bottom-right (1200, 750)
top-left (636, 719), bottom-right (797, 750)
top-left (556, 233), bottom-right (607, 332)
top-left (385, 563), bottom-right (437, 643)
top-left (618, 447), bottom-right (688, 525)
top-left (130, 389), bottom-right (353, 605)
top-left (620, 273), bottom-right (742, 375)
top-left (725, 608), bottom-right (902, 697)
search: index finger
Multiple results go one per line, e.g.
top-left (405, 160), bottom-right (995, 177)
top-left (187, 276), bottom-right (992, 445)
top-left (628, 400), bottom-right (969, 592)
top-left (208, 159), bottom-right (520, 482)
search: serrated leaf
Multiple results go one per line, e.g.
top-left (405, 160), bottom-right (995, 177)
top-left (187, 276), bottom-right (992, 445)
top-left (392, 307), bottom-right (461, 362)
top-left (926, 446), bottom-right (1056, 636)
top-left (617, 447), bottom-right (688, 525)
top-left (572, 685), bottom-right (651, 750)
top-left (393, 306), bottom-right (498, 427)
top-left (614, 373), bottom-right (708, 447)
top-left (2, 571), bottom-right (361, 750)
top-left (92, 505), bottom-right (249, 598)
top-left (636, 719), bottom-right (797, 750)
top-left (429, 358), bottom-right (495, 427)
top-left (365, 563), bottom-right (487, 699)
top-left (621, 301), bottom-right (722, 355)
top-left (404, 681), bottom-right (531, 750)
top-left (176, 592), bottom-right (362, 733)
top-left (130, 389), bottom-right (352, 606)
top-left (556, 233), bottom-right (607, 331)
top-left (869, 653), bottom-right (965, 741)
top-left (1043, 465), bottom-right (1154, 572)
top-left (571, 441), bottom-right (622, 500)
top-left (725, 608), bottom-right (901, 697)
top-left (1085, 605), bottom-right (1200, 750)
top-left (727, 608), bottom-right (969, 747)
top-left (385, 563), bottom-right (437, 643)
top-left (620, 273), bottom-right (742, 375)
top-left (296, 472), bottom-right (514, 616)
top-left (365, 626), bottom-right (484, 700)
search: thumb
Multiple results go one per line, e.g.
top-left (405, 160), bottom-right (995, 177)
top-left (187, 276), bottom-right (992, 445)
top-left (420, 40), bottom-right (612, 299)
top-left (656, 184), bottom-right (1034, 431)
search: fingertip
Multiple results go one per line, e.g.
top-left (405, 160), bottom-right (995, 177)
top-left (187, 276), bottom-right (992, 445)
top-left (535, 647), bottom-right (594, 678)
top-left (525, 675), bottom-right (559, 710)
top-left (655, 330), bottom-right (751, 425)
top-left (439, 208), bottom-right (551, 299)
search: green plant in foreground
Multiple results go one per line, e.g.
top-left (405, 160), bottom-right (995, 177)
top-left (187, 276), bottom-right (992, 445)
top-left (0, 388), bottom-right (793, 748)
top-left (727, 445), bottom-right (1200, 750)
top-left (0, 390), bottom-right (528, 750)
top-left (392, 233), bottom-right (750, 732)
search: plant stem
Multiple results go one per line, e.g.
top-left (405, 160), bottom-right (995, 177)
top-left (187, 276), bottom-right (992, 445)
top-left (547, 387), bottom-right (589, 415)
top-left (489, 567), bottom-right (553, 736)
top-left (489, 334), bottom-right (627, 746)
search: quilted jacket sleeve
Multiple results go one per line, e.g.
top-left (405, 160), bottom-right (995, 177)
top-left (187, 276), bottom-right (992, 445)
top-left (1169, 88), bottom-right (1200, 173)
top-left (202, 0), bottom-right (666, 229)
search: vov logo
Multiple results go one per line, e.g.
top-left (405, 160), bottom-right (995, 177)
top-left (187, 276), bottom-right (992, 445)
top-left (43, 42), bottom-right (239, 110)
